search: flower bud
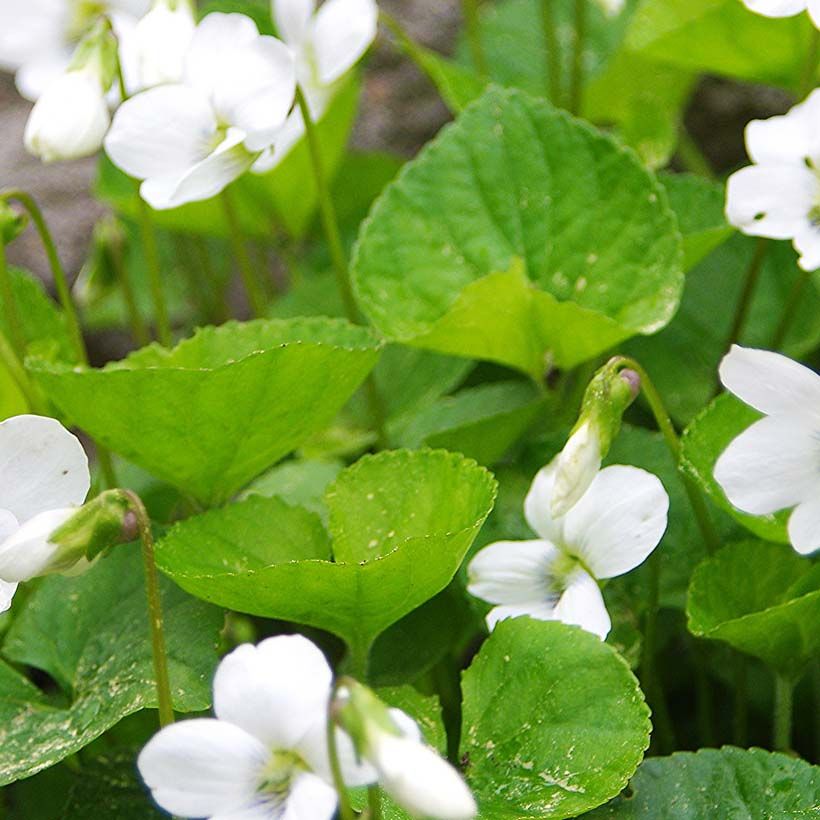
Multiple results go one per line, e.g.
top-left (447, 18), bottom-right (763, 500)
top-left (133, 0), bottom-right (196, 89)
top-left (550, 359), bottom-right (640, 517)
top-left (24, 18), bottom-right (117, 163)
top-left (334, 679), bottom-right (478, 820)
top-left (0, 202), bottom-right (27, 245)
top-left (74, 216), bottom-right (127, 306)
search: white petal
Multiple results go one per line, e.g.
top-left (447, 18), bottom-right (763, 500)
top-left (273, 0), bottom-right (316, 45)
top-left (523, 461), bottom-right (564, 543)
top-left (725, 165), bottom-right (816, 240)
top-left (745, 90), bottom-right (820, 166)
top-left (719, 345), bottom-right (820, 417)
top-left (279, 772), bottom-right (337, 820)
top-left (0, 0), bottom-right (63, 73)
top-left (788, 498), bottom-right (820, 555)
top-left (561, 465), bottom-right (669, 579)
top-left (0, 415), bottom-right (89, 523)
top-left (714, 415), bottom-right (820, 515)
top-left (809, 0), bottom-right (820, 24)
top-left (138, 719), bottom-right (267, 817)
top-left (389, 709), bottom-right (423, 743)
top-left (467, 540), bottom-right (559, 605)
top-left (183, 12), bottom-right (261, 98)
top-left (141, 129), bottom-right (256, 209)
top-left (550, 421), bottom-right (602, 518)
top-left (211, 36), bottom-right (296, 150)
top-left (373, 734), bottom-right (477, 820)
top-left (0, 507), bottom-right (76, 582)
top-left (24, 69), bottom-right (110, 162)
top-left (741, 0), bottom-right (808, 16)
top-left (0, 509), bottom-right (18, 541)
top-left (105, 84), bottom-right (217, 180)
top-left (311, 0), bottom-right (378, 85)
top-left (485, 602), bottom-right (558, 630)
top-left (553, 569), bottom-right (611, 640)
top-left (15, 50), bottom-right (72, 101)
top-left (0, 580), bottom-right (18, 613)
top-left (793, 223), bottom-right (820, 271)
top-left (214, 634), bottom-right (332, 750)
top-left (133, 2), bottom-right (196, 89)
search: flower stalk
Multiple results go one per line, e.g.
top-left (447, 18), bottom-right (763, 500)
top-left (540, 0), bottom-right (562, 103)
top-left (221, 189), bottom-right (269, 318)
top-left (461, 0), bottom-right (488, 77)
top-left (295, 85), bottom-right (388, 447)
top-left (569, 0), bottom-right (587, 114)
top-left (773, 674), bottom-right (793, 751)
top-left (135, 194), bottom-right (173, 347)
top-left (123, 489), bottom-right (175, 728)
top-left (327, 682), bottom-right (355, 820)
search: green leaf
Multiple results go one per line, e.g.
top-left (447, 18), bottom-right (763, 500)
top-left (29, 317), bottom-right (381, 506)
top-left (352, 88), bottom-right (683, 377)
top-left (0, 549), bottom-right (221, 784)
top-left (625, 0), bottom-right (817, 89)
top-left (390, 380), bottom-right (547, 465)
top-left (1, 267), bottom-right (75, 362)
top-left (584, 746), bottom-right (820, 818)
top-left (626, 238), bottom-right (820, 425)
top-left (95, 79), bottom-right (360, 240)
top-left (460, 618), bottom-right (650, 818)
top-left (680, 393), bottom-right (789, 543)
top-left (659, 173), bottom-right (733, 270)
top-left (687, 541), bottom-right (820, 679)
top-left (452, 0), bottom-right (693, 165)
top-left (156, 449), bottom-right (497, 660)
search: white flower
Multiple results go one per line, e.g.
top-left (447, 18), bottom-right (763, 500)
top-left (594, 0), bottom-right (626, 15)
top-left (468, 460), bottom-right (669, 639)
top-left (740, 0), bottom-right (820, 26)
top-left (105, 12), bottom-right (296, 209)
top-left (24, 66), bottom-right (111, 162)
top-left (254, 0), bottom-right (377, 172)
top-left (139, 635), bottom-right (374, 819)
top-left (367, 714), bottom-right (476, 819)
top-left (715, 345), bottom-right (820, 555)
top-left (550, 420), bottom-right (602, 518)
top-left (0, 0), bottom-right (148, 101)
top-left (725, 89), bottom-right (820, 271)
top-left (132, 0), bottom-right (196, 89)
top-left (0, 415), bottom-right (90, 610)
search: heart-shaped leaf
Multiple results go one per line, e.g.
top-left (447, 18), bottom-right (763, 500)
top-left (687, 540), bottom-right (820, 679)
top-left (352, 87), bottom-right (683, 377)
top-left (156, 449), bottom-right (497, 668)
top-left (460, 618), bottom-right (650, 818)
top-left (584, 746), bottom-right (820, 818)
top-left (29, 317), bottom-right (381, 506)
top-left (0, 549), bottom-right (221, 785)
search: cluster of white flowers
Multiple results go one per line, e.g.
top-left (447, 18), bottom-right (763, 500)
top-left (0, 0), bottom-right (377, 205)
top-left (468, 451), bottom-right (669, 640)
top-left (0, 414), bottom-right (91, 611)
top-left (139, 634), bottom-right (477, 819)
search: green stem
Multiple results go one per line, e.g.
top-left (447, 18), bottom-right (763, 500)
top-left (2, 190), bottom-right (117, 487)
top-left (725, 238), bottom-right (767, 350)
top-left (733, 654), bottom-right (748, 747)
top-left (105, 226), bottom-right (150, 347)
top-left (327, 684), bottom-right (355, 820)
top-left (124, 490), bottom-right (174, 728)
top-left (135, 194), bottom-right (172, 347)
top-left (691, 639), bottom-right (715, 748)
top-left (540, 0), bottom-right (562, 103)
top-left (568, 0), bottom-right (587, 114)
top-left (295, 85), bottom-right (388, 447)
top-left (221, 190), bottom-right (268, 318)
top-left (677, 127), bottom-right (715, 180)
top-left (773, 674), bottom-right (793, 752)
top-left (295, 86), bottom-right (359, 323)
top-left (799, 27), bottom-right (820, 97)
top-left (367, 785), bottom-right (382, 820)
top-left (1, 189), bottom-right (86, 364)
top-left (0, 329), bottom-right (40, 410)
top-left (345, 638), bottom-right (372, 681)
top-left (462, 0), bottom-right (488, 77)
top-left (771, 268), bottom-right (810, 350)
top-left (0, 238), bottom-right (25, 357)
top-left (614, 356), bottom-right (721, 555)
